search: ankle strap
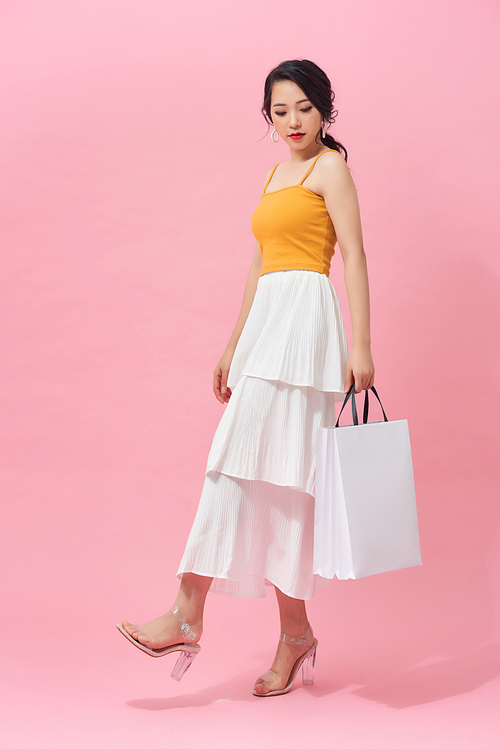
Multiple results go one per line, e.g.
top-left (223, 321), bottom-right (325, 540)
top-left (171, 605), bottom-right (202, 642)
top-left (279, 625), bottom-right (313, 647)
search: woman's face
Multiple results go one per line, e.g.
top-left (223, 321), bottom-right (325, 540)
top-left (270, 80), bottom-right (323, 151)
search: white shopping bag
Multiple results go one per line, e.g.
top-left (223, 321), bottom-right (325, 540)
top-left (314, 386), bottom-right (422, 580)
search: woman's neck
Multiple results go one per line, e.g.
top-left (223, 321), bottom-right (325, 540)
top-left (288, 144), bottom-right (329, 164)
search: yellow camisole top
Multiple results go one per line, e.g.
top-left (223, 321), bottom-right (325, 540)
top-left (251, 149), bottom-right (338, 278)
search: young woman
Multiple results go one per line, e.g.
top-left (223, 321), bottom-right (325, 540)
top-left (118, 59), bottom-right (375, 696)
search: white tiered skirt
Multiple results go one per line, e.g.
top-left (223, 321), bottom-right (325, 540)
top-left (177, 270), bottom-right (348, 600)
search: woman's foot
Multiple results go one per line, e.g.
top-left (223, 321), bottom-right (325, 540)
top-left (253, 626), bottom-right (316, 695)
top-left (121, 608), bottom-right (202, 650)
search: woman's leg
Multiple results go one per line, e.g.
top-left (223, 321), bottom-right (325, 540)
top-left (122, 572), bottom-right (213, 648)
top-left (253, 586), bottom-right (315, 695)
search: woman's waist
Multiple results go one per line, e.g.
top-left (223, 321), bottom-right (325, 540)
top-left (260, 260), bottom-right (331, 278)
top-left (260, 265), bottom-right (328, 278)
top-left (256, 268), bottom-right (338, 297)
top-left (259, 243), bottom-right (334, 278)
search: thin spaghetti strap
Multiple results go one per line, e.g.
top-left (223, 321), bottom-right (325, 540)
top-left (299, 149), bottom-right (333, 185)
top-left (262, 163), bottom-right (280, 195)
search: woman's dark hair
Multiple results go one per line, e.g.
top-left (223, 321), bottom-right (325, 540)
top-left (262, 59), bottom-right (348, 162)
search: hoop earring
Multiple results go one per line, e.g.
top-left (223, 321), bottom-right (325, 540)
top-left (321, 122), bottom-right (326, 139)
top-left (271, 128), bottom-right (279, 143)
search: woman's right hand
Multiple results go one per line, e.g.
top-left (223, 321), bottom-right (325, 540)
top-left (213, 348), bottom-right (234, 404)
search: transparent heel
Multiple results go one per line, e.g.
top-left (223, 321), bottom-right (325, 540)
top-left (301, 645), bottom-right (317, 685)
top-left (170, 650), bottom-right (199, 681)
top-left (252, 628), bottom-right (319, 697)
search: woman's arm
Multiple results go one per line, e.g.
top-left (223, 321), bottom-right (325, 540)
top-left (213, 240), bottom-right (263, 404)
top-left (319, 151), bottom-right (375, 393)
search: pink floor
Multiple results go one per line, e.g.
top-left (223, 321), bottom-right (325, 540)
top-left (4, 591), bottom-right (499, 749)
top-left (2, 2), bottom-right (500, 742)
top-left (3, 463), bottom-right (500, 748)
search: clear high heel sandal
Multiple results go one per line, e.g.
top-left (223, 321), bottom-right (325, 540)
top-left (252, 626), bottom-right (318, 697)
top-left (116, 605), bottom-right (202, 681)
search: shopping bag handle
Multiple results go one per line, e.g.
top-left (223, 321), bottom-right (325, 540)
top-left (362, 386), bottom-right (389, 424)
top-left (335, 383), bottom-right (359, 426)
top-left (335, 385), bottom-right (389, 428)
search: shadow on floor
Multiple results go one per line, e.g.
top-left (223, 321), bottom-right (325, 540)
top-left (350, 640), bottom-right (500, 708)
top-left (126, 670), bottom-right (268, 710)
top-left (126, 641), bottom-right (500, 710)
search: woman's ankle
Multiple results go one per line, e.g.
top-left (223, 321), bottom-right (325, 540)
top-left (173, 599), bottom-right (204, 628)
top-left (279, 619), bottom-right (311, 637)
top-left (176, 573), bottom-right (212, 626)
top-left (171, 604), bottom-right (203, 642)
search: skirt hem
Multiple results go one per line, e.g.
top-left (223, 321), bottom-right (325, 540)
top-left (230, 372), bottom-right (347, 399)
top-left (176, 566), bottom-right (332, 601)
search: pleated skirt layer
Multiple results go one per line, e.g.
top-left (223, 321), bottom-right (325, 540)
top-left (177, 270), bottom-right (348, 600)
top-left (227, 269), bottom-right (348, 393)
top-left (207, 375), bottom-right (336, 497)
top-left (178, 473), bottom-right (331, 599)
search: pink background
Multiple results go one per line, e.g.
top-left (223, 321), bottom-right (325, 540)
top-left (1, 0), bottom-right (499, 746)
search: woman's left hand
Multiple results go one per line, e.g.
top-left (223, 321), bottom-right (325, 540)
top-left (345, 344), bottom-right (375, 394)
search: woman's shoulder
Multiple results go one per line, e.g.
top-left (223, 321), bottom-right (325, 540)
top-left (314, 149), bottom-right (351, 187)
top-left (263, 162), bottom-right (279, 179)
top-left (317, 149), bottom-right (348, 171)
top-left (262, 165), bottom-right (275, 182)
top-left (260, 162), bottom-right (280, 193)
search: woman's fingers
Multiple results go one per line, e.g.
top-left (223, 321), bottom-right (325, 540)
top-left (356, 372), bottom-right (370, 393)
top-left (345, 370), bottom-right (368, 393)
top-left (354, 373), bottom-right (374, 393)
top-left (213, 368), bottom-right (221, 401)
top-left (345, 368), bottom-right (375, 394)
top-left (345, 347), bottom-right (375, 393)
top-left (220, 371), bottom-right (228, 395)
top-left (213, 368), bottom-right (223, 403)
top-left (213, 367), bottom-right (231, 404)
